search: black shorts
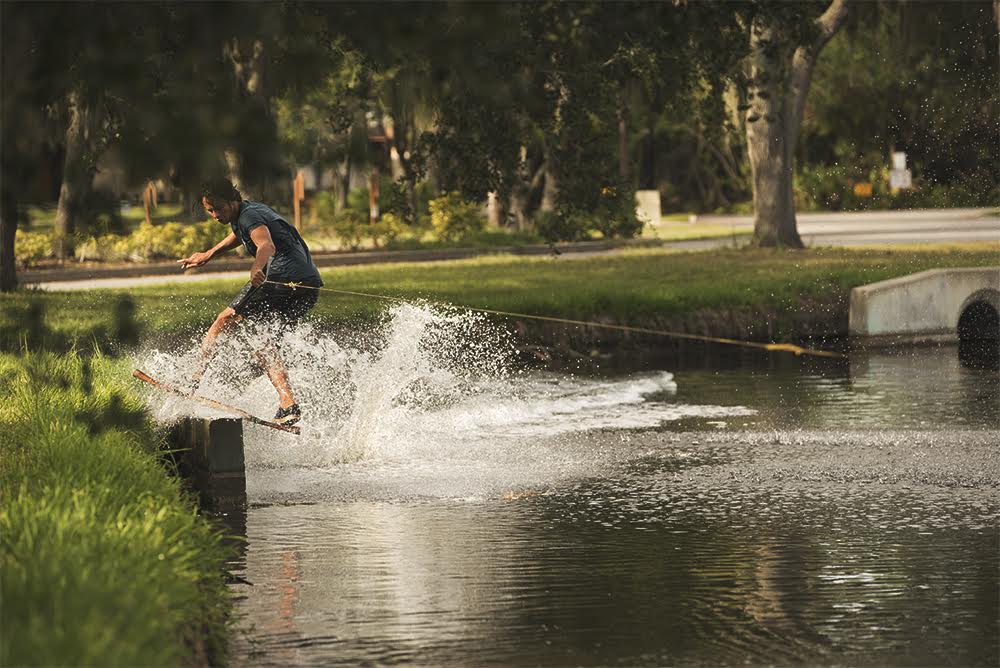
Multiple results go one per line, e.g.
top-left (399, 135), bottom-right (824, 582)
top-left (228, 281), bottom-right (319, 326)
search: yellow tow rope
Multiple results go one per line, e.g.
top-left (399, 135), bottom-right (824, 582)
top-left (264, 279), bottom-right (846, 360)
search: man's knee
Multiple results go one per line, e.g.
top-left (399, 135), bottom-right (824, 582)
top-left (214, 307), bottom-right (241, 328)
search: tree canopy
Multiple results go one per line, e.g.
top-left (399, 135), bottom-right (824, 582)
top-left (2, 1), bottom-right (997, 288)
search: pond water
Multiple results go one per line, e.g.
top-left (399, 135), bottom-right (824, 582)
top-left (144, 305), bottom-right (997, 666)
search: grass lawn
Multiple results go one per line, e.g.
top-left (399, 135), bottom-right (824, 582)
top-left (25, 203), bottom-right (191, 232)
top-left (0, 351), bottom-right (232, 666)
top-left (645, 219), bottom-right (751, 242)
top-left (3, 243), bottom-right (997, 352)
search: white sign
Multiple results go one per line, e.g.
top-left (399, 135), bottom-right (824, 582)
top-left (890, 169), bottom-right (912, 190)
top-left (635, 190), bottom-right (661, 225)
top-left (892, 152), bottom-right (907, 170)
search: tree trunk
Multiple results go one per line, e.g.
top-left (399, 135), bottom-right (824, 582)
top-left (746, 0), bottom-right (848, 248)
top-left (338, 155), bottom-right (351, 212)
top-left (0, 191), bottom-right (17, 292)
top-left (487, 191), bottom-right (504, 227)
top-left (393, 133), bottom-right (420, 224)
top-left (745, 18), bottom-right (802, 248)
top-left (617, 104), bottom-right (629, 182)
top-left (224, 149), bottom-right (244, 196)
top-left (509, 145), bottom-right (547, 231)
top-left (404, 177), bottom-right (418, 225)
top-left (995, 0), bottom-right (1000, 89)
top-left (540, 145), bottom-right (558, 213)
top-left (747, 130), bottom-right (799, 247)
top-left (53, 90), bottom-right (93, 259)
top-left (226, 38), bottom-right (280, 200)
top-left (368, 167), bottom-right (380, 224)
top-left (182, 190), bottom-right (197, 222)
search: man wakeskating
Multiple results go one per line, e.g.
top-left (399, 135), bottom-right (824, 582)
top-left (177, 177), bottom-right (324, 427)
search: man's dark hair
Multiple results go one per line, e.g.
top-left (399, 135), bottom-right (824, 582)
top-left (200, 177), bottom-right (242, 203)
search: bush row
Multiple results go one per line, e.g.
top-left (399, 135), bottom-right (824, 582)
top-left (0, 351), bottom-right (232, 666)
top-left (15, 221), bottom-right (225, 268)
top-left (311, 190), bottom-right (488, 250)
top-left (14, 191), bottom-right (498, 266)
top-left (16, 187), bottom-right (653, 268)
top-left (794, 164), bottom-right (1000, 212)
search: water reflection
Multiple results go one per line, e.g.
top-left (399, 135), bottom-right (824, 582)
top-left (228, 428), bottom-right (998, 666)
top-left (959, 338), bottom-right (1000, 371)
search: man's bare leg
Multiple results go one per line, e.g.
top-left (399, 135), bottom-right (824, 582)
top-left (191, 307), bottom-right (241, 387)
top-left (195, 307), bottom-right (296, 411)
top-left (253, 346), bottom-right (296, 409)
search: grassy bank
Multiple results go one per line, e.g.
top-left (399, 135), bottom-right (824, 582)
top-left (3, 244), bottom-right (998, 352)
top-left (0, 352), bottom-right (232, 666)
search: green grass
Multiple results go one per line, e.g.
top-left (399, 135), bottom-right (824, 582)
top-left (25, 203), bottom-right (192, 232)
top-left (3, 244), bottom-right (997, 352)
top-left (646, 219), bottom-right (751, 241)
top-left (0, 351), bottom-right (233, 666)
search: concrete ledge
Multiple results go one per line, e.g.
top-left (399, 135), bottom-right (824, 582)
top-left (849, 266), bottom-right (1000, 344)
top-left (168, 417), bottom-right (245, 508)
top-left (849, 332), bottom-right (957, 349)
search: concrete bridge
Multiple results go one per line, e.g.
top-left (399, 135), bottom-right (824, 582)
top-left (849, 266), bottom-right (1000, 346)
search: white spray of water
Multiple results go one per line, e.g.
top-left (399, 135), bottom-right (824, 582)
top-left (137, 301), bottom-right (755, 478)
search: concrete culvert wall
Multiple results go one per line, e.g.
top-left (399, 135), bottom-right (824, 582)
top-left (849, 267), bottom-right (1000, 346)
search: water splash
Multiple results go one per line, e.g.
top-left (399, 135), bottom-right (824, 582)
top-left (136, 302), bottom-right (756, 472)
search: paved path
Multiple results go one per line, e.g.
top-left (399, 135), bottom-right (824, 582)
top-left (27, 208), bottom-right (999, 292)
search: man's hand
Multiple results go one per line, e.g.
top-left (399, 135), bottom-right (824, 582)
top-left (177, 250), bottom-right (212, 269)
top-left (250, 265), bottom-right (267, 287)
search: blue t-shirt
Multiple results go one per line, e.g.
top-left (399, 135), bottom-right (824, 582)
top-left (231, 201), bottom-right (323, 286)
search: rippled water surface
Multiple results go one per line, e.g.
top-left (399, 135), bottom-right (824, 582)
top-left (142, 306), bottom-right (998, 665)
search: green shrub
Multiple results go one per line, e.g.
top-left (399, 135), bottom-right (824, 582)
top-left (313, 192), bottom-right (409, 249)
top-left (795, 164), bottom-right (855, 211)
top-left (14, 230), bottom-right (53, 268)
top-left (370, 212), bottom-right (408, 248)
top-left (311, 190), bottom-right (339, 227)
top-left (795, 162), bottom-right (1000, 212)
top-left (535, 211), bottom-right (590, 243)
top-left (123, 221), bottom-right (220, 261)
top-left (533, 184), bottom-right (640, 243)
top-left (331, 208), bottom-right (368, 250)
top-left (888, 175), bottom-right (1000, 210)
top-left (592, 200), bottom-right (642, 239)
top-left (428, 192), bottom-right (485, 242)
top-left (77, 221), bottom-right (220, 262)
top-left (74, 233), bottom-right (131, 263)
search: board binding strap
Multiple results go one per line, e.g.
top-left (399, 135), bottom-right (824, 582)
top-left (133, 369), bottom-right (301, 435)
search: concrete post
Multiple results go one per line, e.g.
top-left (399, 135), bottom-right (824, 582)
top-left (169, 417), bottom-right (246, 508)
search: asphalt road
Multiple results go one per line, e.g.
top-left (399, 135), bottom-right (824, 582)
top-left (28, 207), bottom-right (999, 291)
top-left (696, 207), bottom-right (1000, 246)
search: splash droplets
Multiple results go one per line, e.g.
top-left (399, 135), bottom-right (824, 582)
top-left (137, 301), bottom-right (755, 474)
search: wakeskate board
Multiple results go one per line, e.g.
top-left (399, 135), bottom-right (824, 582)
top-left (133, 369), bottom-right (301, 435)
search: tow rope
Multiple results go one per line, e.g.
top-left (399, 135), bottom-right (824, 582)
top-left (264, 279), bottom-right (847, 360)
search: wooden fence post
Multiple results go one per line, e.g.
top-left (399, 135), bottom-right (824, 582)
top-left (293, 170), bottom-right (305, 230)
top-left (142, 181), bottom-right (157, 226)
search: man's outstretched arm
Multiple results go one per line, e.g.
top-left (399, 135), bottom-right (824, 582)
top-left (177, 232), bottom-right (240, 269)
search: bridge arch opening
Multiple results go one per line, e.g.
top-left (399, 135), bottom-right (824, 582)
top-left (957, 299), bottom-right (999, 371)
